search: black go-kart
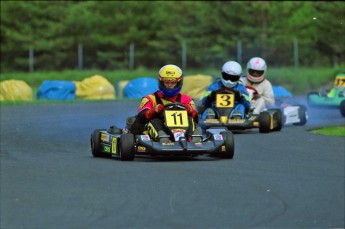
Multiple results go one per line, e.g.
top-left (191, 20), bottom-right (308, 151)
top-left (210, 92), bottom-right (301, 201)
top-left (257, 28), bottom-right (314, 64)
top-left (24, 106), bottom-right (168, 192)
top-left (198, 88), bottom-right (283, 133)
top-left (91, 103), bottom-right (235, 161)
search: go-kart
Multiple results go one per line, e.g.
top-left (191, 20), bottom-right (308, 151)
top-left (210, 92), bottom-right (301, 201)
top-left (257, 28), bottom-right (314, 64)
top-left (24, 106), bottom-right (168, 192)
top-left (246, 86), bottom-right (308, 126)
top-left (91, 102), bottom-right (235, 161)
top-left (198, 88), bottom-right (283, 133)
top-left (307, 73), bottom-right (345, 117)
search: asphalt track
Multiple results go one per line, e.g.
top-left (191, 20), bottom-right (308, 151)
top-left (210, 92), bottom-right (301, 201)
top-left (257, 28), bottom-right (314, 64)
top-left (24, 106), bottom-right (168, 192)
top-left (1, 99), bottom-right (344, 229)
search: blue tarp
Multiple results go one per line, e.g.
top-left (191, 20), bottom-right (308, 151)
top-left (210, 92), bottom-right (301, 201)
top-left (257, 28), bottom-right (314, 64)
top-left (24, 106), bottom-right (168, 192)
top-left (272, 86), bottom-right (292, 98)
top-left (37, 80), bottom-right (76, 100)
top-left (123, 77), bottom-right (158, 99)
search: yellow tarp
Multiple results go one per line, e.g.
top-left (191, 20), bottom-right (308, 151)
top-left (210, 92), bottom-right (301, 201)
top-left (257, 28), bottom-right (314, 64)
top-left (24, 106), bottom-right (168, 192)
top-left (0, 80), bottom-right (33, 101)
top-left (181, 74), bottom-right (213, 100)
top-left (75, 75), bottom-right (115, 99)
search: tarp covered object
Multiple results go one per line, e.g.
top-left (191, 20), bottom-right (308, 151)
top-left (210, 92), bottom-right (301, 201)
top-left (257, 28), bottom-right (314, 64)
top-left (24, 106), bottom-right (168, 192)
top-left (115, 80), bottom-right (129, 98)
top-left (0, 80), bottom-right (33, 101)
top-left (37, 80), bottom-right (76, 100)
top-left (272, 86), bottom-right (293, 98)
top-left (181, 75), bottom-right (213, 100)
top-left (123, 77), bottom-right (158, 99)
top-left (75, 75), bottom-right (115, 99)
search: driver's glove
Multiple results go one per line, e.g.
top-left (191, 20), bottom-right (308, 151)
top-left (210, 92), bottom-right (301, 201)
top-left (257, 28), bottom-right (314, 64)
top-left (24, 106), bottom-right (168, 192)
top-left (184, 103), bottom-right (197, 118)
top-left (205, 91), bottom-right (216, 104)
top-left (233, 90), bottom-right (243, 102)
top-left (145, 104), bottom-right (164, 120)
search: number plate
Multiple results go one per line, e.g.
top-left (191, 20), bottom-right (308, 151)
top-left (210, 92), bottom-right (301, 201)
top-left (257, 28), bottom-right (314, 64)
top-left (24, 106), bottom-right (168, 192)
top-left (165, 110), bottom-right (189, 127)
top-left (216, 94), bottom-right (234, 108)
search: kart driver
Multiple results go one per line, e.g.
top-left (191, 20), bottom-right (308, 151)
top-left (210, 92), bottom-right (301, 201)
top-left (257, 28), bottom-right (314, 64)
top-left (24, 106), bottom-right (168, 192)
top-left (130, 64), bottom-right (202, 143)
top-left (201, 60), bottom-right (250, 120)
top-left (240, 57), bottom-right (275, 114)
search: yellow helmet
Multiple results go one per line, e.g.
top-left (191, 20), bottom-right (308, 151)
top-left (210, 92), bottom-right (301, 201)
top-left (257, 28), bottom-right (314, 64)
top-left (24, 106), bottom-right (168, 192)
top-left (158, 64), bottom-right (184, 96)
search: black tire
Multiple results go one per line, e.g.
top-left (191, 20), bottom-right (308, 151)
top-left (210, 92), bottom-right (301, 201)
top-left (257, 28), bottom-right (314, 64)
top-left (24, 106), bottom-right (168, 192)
top-left (120, 134), bottom-right (135, 161)
top-left (293, 105), bottom-right (308, 126)
top-left (220, 131), bottom-right (234, 159)
top-left (91, 129), bottom-right (110, 158)
top-left (274, 109), bottom-right (283, 131)
top-left (340, 100), bottom-right (345, 117)
top-left (259, 111), bottom-right (270, 133)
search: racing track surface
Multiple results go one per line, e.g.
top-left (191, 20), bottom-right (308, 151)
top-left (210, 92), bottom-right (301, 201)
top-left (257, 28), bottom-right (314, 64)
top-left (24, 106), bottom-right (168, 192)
top-left (1, 99), bottom-right (344, 229)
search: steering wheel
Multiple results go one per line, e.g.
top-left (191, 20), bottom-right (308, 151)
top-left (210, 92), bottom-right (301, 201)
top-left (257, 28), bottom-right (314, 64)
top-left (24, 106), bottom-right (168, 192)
top-left (245, 85), bottom-right (258, 94)
top-left (163, 102), bottom-right (186, 111)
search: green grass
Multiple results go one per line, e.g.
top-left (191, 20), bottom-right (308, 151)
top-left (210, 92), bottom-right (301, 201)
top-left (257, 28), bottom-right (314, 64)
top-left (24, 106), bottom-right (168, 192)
top-left (311, 126), bottom-right (345, 137)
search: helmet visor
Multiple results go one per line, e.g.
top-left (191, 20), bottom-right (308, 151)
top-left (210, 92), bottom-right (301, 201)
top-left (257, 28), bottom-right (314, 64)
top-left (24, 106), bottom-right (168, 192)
top-left (159, 77), bottom-right (183, 89)
top-left (248, 69), bottom-right (264, 78)
top-left (222, 72), bottom-right (240, 82)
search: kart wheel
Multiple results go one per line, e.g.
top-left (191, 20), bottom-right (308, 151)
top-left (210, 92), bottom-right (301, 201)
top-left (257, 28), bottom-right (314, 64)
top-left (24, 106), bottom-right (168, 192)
top-left (340, 100), bottom-right (345, 117)
top-left (120, 134), bottom-right (135, 161)
top-left (220, 131), bottom-right (234, 159)
top-left (293, 105), bottom-right (308, 126)
top-left (259, 111), bottom-right (270, 133)
top-left (91, 129), bottom-right (111, 158)
top-left (274, 109), bottom-right (283, 131)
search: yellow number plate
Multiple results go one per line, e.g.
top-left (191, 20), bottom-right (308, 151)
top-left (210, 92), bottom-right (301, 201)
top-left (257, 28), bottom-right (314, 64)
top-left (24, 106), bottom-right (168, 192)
top-left (216, 94), bottom-right (234, 108)
top-left (165, 110), bottom-right (189, 127)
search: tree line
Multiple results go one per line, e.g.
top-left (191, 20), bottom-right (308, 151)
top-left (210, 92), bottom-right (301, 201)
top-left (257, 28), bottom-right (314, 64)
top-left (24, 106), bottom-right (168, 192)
top-left (1, 1), bottom-right (344, 72)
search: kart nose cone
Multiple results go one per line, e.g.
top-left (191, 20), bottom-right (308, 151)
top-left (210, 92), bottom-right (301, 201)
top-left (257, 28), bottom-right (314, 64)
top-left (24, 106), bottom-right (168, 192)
top-left (220, 116), bottom-right (228, 124)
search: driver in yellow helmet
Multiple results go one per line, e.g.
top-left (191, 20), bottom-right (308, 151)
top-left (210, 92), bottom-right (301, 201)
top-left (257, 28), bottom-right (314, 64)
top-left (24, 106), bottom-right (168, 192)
top-left (130, 64), bottom-right (201, 143)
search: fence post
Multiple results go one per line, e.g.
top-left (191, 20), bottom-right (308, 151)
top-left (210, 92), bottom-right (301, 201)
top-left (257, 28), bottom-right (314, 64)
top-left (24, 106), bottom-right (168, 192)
top-left (182, 41), bottom-right (187, 71)
top-left (129, 43), bottom-right (134, 70)
top-left (29, 47), bottom-right (34, 72)
top-left (78, 43), bottom-right (83, 70)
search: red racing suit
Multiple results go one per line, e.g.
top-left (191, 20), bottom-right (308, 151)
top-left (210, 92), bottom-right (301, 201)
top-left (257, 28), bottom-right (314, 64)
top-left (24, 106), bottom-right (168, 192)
top-left (130, 91), bottom-right (198, 137)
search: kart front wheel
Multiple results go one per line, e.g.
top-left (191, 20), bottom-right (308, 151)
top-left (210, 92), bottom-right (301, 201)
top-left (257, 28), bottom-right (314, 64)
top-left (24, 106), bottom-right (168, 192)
top-left (91, 129), bottom-right (110, 158)
top-left (120, 134), bottom-right (135, 161)
top-left (220, 131), bottom-right (234, 159)
top-left (273, 109), bottom-right (283, 131)
top-left (259, 112), bottom-right (270, 133)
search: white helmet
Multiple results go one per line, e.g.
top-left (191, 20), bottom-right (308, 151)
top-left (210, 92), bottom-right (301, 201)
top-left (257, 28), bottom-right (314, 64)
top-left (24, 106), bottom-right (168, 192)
top-left (221, 61), bottom-right (242, 88)
top-left (247, 57), bottom-right (267, 83)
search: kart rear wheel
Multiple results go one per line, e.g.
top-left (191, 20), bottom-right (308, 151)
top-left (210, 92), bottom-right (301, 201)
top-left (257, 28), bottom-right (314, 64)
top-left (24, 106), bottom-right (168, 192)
top-left (91, 129), bottom-right (111, 158)
top-left (293, 105), bottom-right (308, 126)
top-left (220, 131), bottom-right (234, 159)
top-left (120, 134), bottom-right (135, 161)
top-left (274, 109), bottom-right (283, 131)
top-left (340, 100), bottom-right (345, 117)
top-left (259, 111), bottom-right (270, 133)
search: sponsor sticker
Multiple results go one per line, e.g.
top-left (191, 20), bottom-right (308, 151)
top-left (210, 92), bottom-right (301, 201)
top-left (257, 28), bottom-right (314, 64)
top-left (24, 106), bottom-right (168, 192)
top-left (141, 135), bottom-right (150, 141)
top-left (101, 133), bottom-right (109, 142)
top-left (229, 119), bottom-right (245, 123)
top-left (137, 146), bottom-right (146, 152)
top-left (214, 134), bottom-right (223, 140)
top-left (162, 142), bottom-right (175, 146)
top-left (112, 137), bottom-right (117, 154)
top-left (104, 146), bottom-right (111, 153)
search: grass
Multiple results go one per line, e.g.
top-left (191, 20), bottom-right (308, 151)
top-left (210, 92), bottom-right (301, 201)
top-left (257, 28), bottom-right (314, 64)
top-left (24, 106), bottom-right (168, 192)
top-left (311, 126), bottom-right (345, 137)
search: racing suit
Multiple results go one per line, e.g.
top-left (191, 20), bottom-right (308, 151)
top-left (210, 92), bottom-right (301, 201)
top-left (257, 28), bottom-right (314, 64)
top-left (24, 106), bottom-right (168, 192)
top-left (240, 77), bottom-right (275, 114)
top-left (130, 91), bottom-right (198, 141)
top-left (201, 79), bottom-right (251, 119)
